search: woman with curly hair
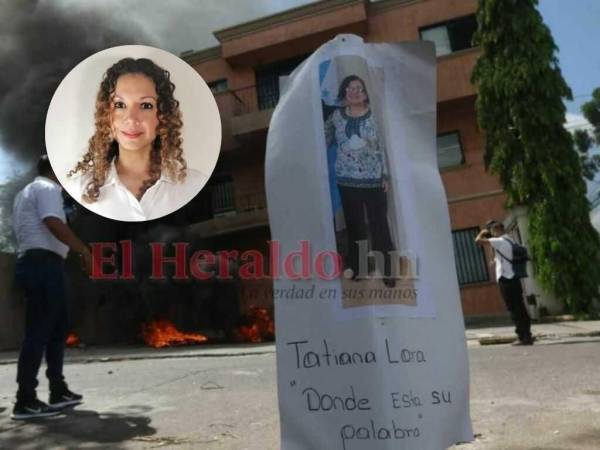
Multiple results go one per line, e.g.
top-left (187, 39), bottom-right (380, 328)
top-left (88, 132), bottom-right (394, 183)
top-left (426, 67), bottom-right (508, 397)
top-left (66, 57), bottom-right (207, 221)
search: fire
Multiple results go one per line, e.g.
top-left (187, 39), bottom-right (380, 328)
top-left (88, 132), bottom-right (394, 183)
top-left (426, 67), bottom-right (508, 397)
top-left (65, 332), bottom-right (80, 347)
top-left (238, 306), bottom-right (275, 343)
top-left (141, 319), bottom-right (208, 348)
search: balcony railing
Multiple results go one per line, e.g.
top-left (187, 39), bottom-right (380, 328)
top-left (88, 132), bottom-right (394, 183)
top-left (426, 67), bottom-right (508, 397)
top-left (236, 191), bottom-right (267, 212)
top-left (214, 86), bottom-right (257, 117)
top-left (211, 181), bottom-right (235, 215)
top-left (226, 84), bottom-right (287, 114)
top-left (210, 181), bottom-right (267, 217)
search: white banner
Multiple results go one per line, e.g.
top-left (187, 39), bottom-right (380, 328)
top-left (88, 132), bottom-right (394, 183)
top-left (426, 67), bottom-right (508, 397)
top-left (266, 35), bottom-right (473, 450)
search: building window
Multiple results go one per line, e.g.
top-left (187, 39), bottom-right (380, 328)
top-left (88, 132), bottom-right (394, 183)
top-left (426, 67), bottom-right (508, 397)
top-left (420, 15), bottom-right (478, 57)
top-left (452, 227), bottom-right (490, 286)
top-left (255, 55), bottom-right (307, 110)
top-left (437, 131), bottom-right (464, 169)
top-left (208, 78), bottom-right (228, 94)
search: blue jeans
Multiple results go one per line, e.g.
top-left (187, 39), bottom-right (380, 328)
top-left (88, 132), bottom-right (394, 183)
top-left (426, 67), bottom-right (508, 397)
top-left (15, 250), bottom-right (68, 401)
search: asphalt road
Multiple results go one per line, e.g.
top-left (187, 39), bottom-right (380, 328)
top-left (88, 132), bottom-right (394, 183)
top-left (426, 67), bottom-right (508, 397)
top-left (461, 338), bottom-right (600, 450)
top-left (1, 338), bottom-right (599, 449)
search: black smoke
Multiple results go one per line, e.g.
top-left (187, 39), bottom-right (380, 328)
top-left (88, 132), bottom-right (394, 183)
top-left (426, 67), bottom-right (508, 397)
top-left (0, 0), bottom-right (156, 250)
top-left (0, 0), bottom-right (156, 165)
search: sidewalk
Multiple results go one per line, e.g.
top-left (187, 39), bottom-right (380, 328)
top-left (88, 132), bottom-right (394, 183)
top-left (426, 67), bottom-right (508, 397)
top-left (466, 319), bottom-right (600, 345)
top-left (1, 320), bottom-right (599, 365)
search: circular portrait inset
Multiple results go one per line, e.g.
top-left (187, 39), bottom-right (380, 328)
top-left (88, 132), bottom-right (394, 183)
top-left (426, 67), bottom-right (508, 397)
top-left (45, 45), bottom-right (221, 222)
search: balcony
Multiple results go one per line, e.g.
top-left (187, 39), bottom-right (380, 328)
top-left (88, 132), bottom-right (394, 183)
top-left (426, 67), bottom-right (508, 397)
top-left (227, 85), bottom-right (273, 139)
top-left (229, 53), bottom-right (307, 139)
top-left (188, 188), bottom-right (269, 238)
top-left (214, 86), bottom-right (274, 146)
top-left (437, 47), bottom-right (480, 103)
top-left (227, 84), bottom-right (277, 140)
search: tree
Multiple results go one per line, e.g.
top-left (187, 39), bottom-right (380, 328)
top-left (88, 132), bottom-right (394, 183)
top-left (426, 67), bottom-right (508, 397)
top-left (472, 0), bottom-right (600, 314)
top-left (574, 88), bottom-right (600, 181)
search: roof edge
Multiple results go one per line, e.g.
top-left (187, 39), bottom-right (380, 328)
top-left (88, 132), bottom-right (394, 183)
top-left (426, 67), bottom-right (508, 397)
top-left (368, 0), bottom-right (424, 14)
top-left (181, 46), bottom-right (221, 64)
top-left (214, 0), bottom-right (365, 43)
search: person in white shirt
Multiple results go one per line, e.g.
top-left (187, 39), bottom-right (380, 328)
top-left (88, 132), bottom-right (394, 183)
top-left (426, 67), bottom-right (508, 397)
top-left (475, 220), bottom-right (533, 345)
top-left (11, 155), bottom-right (91, 420)
top-left (65, 57), bottom-right (207, 221)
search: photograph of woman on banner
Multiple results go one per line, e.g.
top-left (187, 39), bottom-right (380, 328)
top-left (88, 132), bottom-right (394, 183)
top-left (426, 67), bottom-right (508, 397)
top-left (65, 57), bottom-right (208, 221)
top-left (323, 73), bottom-right (396, 287)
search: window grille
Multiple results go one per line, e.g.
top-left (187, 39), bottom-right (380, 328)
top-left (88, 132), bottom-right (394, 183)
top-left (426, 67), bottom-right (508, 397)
top-left (255, 55), bottom-right (307, 110)
top-left (452, 227), bottom-right (490, 286)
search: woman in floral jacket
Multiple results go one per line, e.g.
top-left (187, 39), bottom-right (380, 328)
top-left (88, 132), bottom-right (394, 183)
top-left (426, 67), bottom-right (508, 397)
top-left (325, 74), bottom-right (396, 287)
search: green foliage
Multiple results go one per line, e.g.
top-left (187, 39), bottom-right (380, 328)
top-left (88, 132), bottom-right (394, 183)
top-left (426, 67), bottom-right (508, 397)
top-left (574, 129), bottom-right (593, 154)
top-left (472, 0), bottom-right (600, 313)
top-left (582, 88), bottom-right (600, 143)
top-left (573, 89), bottom-right (600, 181)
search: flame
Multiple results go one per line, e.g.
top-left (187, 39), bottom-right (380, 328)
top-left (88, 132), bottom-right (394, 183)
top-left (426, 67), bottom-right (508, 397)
top-left (238, 306), bottom-right (275, 343)
top-left (65, 332), bottom-right (80, 347)
top-left (141, 319), bottom-right (208, 348)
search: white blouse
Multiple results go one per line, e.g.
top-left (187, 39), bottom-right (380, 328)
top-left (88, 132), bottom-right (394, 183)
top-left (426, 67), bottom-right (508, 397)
top-left (64, 162), bottom-right (208, 221)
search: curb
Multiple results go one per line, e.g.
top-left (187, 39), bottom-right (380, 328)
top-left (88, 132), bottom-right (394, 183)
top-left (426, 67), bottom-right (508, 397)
top-left (478, 336), bottom-right (515, 346)
top-left (0, 348), bottom-right (277, 366)
top-left (478, 330), bottom-right (600, 346)
top-left (1, 330), bottom-right (598, 363)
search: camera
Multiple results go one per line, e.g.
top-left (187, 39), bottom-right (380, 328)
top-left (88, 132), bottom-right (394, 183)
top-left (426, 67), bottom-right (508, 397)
top-left (484, 220), bottom-right (502, 234)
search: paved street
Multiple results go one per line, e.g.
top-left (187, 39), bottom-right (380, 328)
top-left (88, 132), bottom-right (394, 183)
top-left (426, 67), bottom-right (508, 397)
top-left (461, 338), bottom-right (600, 450)
top-left (0, 346), bottom-right (279, 450)
top-left (1, 334), bottom-right (599, 449)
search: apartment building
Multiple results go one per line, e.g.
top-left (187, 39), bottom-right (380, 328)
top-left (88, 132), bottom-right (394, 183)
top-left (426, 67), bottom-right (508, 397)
top-left (184, 0), bottom-right (508, 318)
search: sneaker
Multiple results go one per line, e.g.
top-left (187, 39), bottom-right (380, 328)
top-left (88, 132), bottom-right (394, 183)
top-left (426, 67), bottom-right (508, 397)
top-left (383, 277), bottom-right (396, 288)
top-left (11, 398), bottom-right (61, 420)
top-left (49, 387), bottom-right (83, 408)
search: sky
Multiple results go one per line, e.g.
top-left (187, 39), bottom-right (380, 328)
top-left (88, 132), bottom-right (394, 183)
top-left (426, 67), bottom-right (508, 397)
top-left (0, 0), bottom-right (310, 181)
top-left (537, 0), bottom-right (600, 119)
top-left (0, 0), bottom-right (599, 182)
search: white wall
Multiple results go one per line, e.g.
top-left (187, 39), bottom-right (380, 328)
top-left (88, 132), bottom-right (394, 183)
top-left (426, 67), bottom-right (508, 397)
top-left (505, 207), bottom-right (564, 318)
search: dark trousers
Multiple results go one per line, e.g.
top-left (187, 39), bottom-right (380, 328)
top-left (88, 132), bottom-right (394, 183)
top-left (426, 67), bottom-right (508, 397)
top-left (338, 185), bottom-right (395, 277)
top-left (498, 277), bottom-right (532, 341)
top-left (15, 250), bottom-right (68, 402)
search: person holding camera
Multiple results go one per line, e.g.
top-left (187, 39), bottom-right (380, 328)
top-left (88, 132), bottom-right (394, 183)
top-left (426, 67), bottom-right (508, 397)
top-left (475, 220), bottom-right (534, 346)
